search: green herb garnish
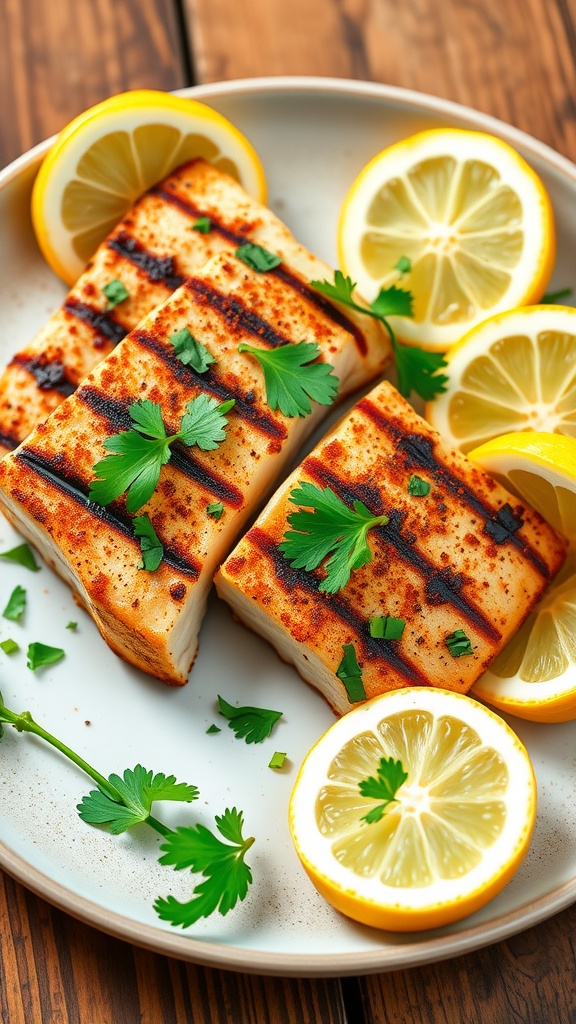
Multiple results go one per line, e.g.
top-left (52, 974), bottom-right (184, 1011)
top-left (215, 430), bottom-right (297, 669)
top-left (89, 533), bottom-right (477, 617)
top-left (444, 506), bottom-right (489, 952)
top-left (27, 642), bottom-right (65, 671)
top-left (169, 327), bottom-right (215, 374)
top-left (279, 481), bottom-right (389, 593)
top-left (66, 621), bottom-right (78, 631)
top-left (192, 216), bottom-right (212, 234)
top-left (89, 396), bottom-right (234, 513)
top-left (336, 643), bottom-right (366, 703)
top-left (311, 271), bottom-right (448, 401)
top-left (542, 287), bottom-right (573, 304)
top-left (0, 543), bottom-right (40, 572)
top-left (369, 616), bottom-right (406, 640)
top-left (235, 243), bottom-right (282, 272)
top-left (206, 501), bottom-right (224, 520)
top-left (217, 694), bottom-right (283, 744)
top-left (359, 756), bottom-right (408, 824)
top-left (2, 585), bottom-right (26, 622)
top-left (0, 693), bottom-right (254, 928)
top-left (133, 514), bottom-right (164, 571)
top-left (445, 629), bottom-right (474, 658)
top-left (0, 639), bottom-right (19, 655)
top-left (103, 279), bottom-right (130, 310)
top-left (238, 341), bottom-right (339, 417)
top-left (268, 751), bottom-right (287, 770)
top-left (395, 255), bottom-right (412, 274)
top-left (407, 474), bottom-right (431, 497)
top-left (206, 724), bottom-right (221, 734)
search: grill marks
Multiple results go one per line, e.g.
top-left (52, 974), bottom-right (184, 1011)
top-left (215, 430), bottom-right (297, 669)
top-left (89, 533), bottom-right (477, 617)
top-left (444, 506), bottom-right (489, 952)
top-left (107, 231), bottom-right (185, 289)
top-left (14, 448), bottom-right (201, 579)
top-left (359, 397), bottom-right (552, 579)
top-left (63, 297), bottom-right (129, 346)
top-left (9, 354), bottom-right (76, 397)
top-left (248, 526), bottom-right (430, 685)
top-left (185, 277), bottom-right (298, 350)
top-left (77, 387), bottom-right (244, 508)
top-left (152, 183), bottom-right (368, 355)
top-left (301, 455), bottom-right (502, 644)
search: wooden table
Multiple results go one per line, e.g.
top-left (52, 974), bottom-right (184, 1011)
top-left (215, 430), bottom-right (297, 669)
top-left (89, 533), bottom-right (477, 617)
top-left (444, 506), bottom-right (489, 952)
top-left (2, 1), bottom-right (576, 1021)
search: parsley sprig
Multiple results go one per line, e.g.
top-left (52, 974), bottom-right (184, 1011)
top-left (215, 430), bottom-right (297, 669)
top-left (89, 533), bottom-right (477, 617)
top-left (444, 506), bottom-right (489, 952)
top-left (0, 692), bottom-right (254, 928)
top-left (217, 694), bottom-right (283, 744)
top-left (359, 756), bottom-right (408, 824)
top-left (89, 396), bottom-right (234, 513)
top-left (279, 481), bottom-right (389, 593)
top-left (311, 271), bottom-right (448, 401)
top-left (238, 341), bottom-right (339, 417)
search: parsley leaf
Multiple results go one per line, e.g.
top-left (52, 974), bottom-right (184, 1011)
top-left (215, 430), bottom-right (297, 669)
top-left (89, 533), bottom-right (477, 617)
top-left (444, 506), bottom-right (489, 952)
top-left (89, 396), bottom-right (234, 513)
top-left (27, 642), bottom-right (65, 671)
top-left (238, 341), bottom-right (339, 417)
top-left (0, 638), bottom-right (19, 655)
top-left (336, 644), bottom-right (366, 703)
top-left (66, 621), bottom-right (78, 631)
top-left (3, 585), bottom-right (26, 622)
top-left (206, 501), bottom-right (224, 519)
top-left (395, 255), bottom-right (412, 274)
top-left (311, 271), bottom-right (448, 401)
top-left (445, 629), bottom-right (474, 657)
top-left (408, 474), bottom-right (431, 497)
top-left (235, 243), bottom-right (282, 272)
top-left (0, 543), bottom-right (40, 571)
top-left (192, 216), bottom-right (211, 234)
top-left (169, 327), bottom-right (215, 374)
top-left (154, 808), bottom-right (254, 927)
top-left (542, 287), bottom-right (572, 304)
top-left (217, 694), bottom-right (283, 744)
top-left (206, 723), bottom-right (221, 734)
top-left (279, 481), bottom-right (389, 593)
top-left (133, 514), bottom-right (164, 571)
top-left (103, 279), bottom-right (129, 310)
top-left (268, 751), bottom-right (287, 769)
top-left (359, 756), bottom-right (408, 824)
top-left (77, 764), bottom-right (199, 835)
top-left (369, 616), bottom-right (405, 640)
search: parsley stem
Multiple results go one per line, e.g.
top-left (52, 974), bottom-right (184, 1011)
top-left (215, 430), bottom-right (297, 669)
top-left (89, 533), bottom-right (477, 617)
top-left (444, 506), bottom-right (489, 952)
top-left (145, 815), bottom-right (173, 838)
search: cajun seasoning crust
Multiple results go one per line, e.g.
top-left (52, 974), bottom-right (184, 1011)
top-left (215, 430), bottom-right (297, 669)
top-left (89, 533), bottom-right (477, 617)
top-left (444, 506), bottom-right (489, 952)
top-left (0, 253), bottom-right (390, 685)
top-left (0, 158), bottom-right (386, 457)
top-left (215, 380), bottom-right (567, 715)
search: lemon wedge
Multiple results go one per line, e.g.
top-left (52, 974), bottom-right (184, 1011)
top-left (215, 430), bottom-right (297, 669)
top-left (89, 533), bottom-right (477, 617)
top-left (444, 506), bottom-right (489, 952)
top-left (427, 305), bottom-right (576, 452)
top-left (470, 431), bottom-right (576, 722)
top-left (31, 89), bottom-right (266, 285)
top-left (338, 129), bottom-right (555, 350)
top-left (289, 688), bottom-right (536, 931)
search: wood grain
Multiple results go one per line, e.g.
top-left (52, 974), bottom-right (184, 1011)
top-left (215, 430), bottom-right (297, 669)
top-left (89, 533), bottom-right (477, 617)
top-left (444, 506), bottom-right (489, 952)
top-left (0, 0), bottom-right (189, 168)
top-left (186, 0), bottom-right (576, 161)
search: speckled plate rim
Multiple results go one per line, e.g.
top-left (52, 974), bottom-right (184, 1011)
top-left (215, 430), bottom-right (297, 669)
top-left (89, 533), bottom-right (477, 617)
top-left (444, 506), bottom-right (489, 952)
top-left (1, 75), bottom-right (575, 978)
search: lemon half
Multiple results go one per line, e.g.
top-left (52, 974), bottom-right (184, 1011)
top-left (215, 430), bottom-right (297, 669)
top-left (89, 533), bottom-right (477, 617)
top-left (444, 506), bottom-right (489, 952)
top-left (470, 431), bottom-right (576, 722)
top-left (32, 89), bottom-right (266, 284)
top-left (338, 129), bottom-right (555, 350)
top-left (289, 688), bottom-right (536, 932)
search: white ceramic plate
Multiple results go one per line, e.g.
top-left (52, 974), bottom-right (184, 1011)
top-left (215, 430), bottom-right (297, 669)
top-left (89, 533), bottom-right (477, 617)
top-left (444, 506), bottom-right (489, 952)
top-left (1, 77), bottom-right (575, 979)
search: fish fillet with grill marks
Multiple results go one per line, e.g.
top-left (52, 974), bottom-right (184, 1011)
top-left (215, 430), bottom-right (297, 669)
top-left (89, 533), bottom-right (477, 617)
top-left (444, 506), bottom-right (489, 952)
top-left (0, 157), bottom-right (379, 455)
top-left (0, 252), bottom-right (388, 684)
top-left (215, 380), bottom-right (567, 715)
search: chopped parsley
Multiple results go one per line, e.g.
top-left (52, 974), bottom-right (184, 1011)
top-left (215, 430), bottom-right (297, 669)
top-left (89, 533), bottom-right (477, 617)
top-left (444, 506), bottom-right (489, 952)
top-left (542, 287), bottom-right (572, 304)
top-left (238, 340), bottom-right (339, 417)
top-left (133, 514), bottom-right (164, 571)
top-left (0, 639), bottom-right (19, 655)
top-left (169, 327), bottom-right (215, 374)
top-left (359, 756), bottom-right (408, 824)
top-left (2, 585), bottom-right (26, 622)
top-left (217, 694), bottom-right (283, 744)
top-left (445, 629), bottom-right (474, 658)
top-left (336, 644), bottom-right (366, 703)
top-left (268, 751), bottom-right (287, 770)
top-left (279, 481), bottom-right (388, 594)
top-left (27, 642), bottom-right (65, 671)
top-left (395, 255), bottom-right (412, 274)
top-left (66, 621), bottom-right (78, 631)
top-left (89, 396), bottom-right (234, 513)
top-left (206, 724), bottom-right (221, 734)
top-left (0, 543), bottom-right (40, 572)
top-left (235, 243), bottom-right (282, 272)
top-left (408, 474), bottom-right (431, 497)
top-left (192, 216), bottom-right (212, 234)
top-left (103, 279), bottom-right (130, 310)
top-left (206, 501), bottom-right (224, 520)
top-left (311, 270), bottom-right (448, 401)
top-left (369, 616), bottom-right (405, 640)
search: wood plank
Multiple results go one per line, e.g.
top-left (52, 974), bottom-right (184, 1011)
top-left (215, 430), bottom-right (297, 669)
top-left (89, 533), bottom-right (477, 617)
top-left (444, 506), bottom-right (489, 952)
top-left (185, 0), bottom-right (576, 160)
top-left (0, 875), bottom-right (348, 1024)
top-left (0, 0), bottom-right (190, 169)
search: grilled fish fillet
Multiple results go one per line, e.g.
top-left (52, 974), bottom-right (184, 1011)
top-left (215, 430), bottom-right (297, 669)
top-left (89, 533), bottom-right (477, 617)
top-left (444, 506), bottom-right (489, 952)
top-left (215, 380), bottom-right (567, 715)
top-left (0, 157), bottom-right (379, 456)
top-left (0, 252), bottom-right (388, 684)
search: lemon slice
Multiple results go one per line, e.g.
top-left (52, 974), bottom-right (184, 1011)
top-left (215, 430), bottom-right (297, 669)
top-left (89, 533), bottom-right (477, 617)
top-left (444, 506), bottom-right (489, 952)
top-left (338, 129), bottom-right (555, 350)
top-left (31, 89), bottom-right (266, 285)
top-left (426, 305), bottom-right (576, 453)
top-left (289, 688), bottom-right (536, 932)
top-left (469, 431), bottom-right (576, 722)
